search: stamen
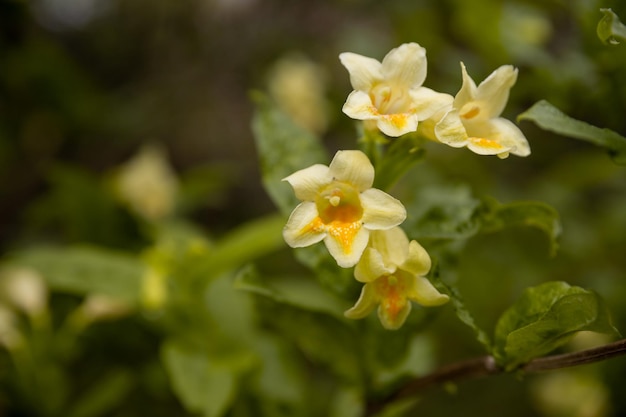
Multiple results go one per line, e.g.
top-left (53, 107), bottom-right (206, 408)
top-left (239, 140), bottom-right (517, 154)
top-left (329, 195), bottom-right (341, 206)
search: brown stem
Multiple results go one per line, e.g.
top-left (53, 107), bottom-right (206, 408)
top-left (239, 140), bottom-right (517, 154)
top-left (365, 338), bottom-right (626, 416)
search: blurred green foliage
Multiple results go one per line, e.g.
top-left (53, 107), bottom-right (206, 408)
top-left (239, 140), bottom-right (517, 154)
top-left (1, 0), bottom-right (626, 417)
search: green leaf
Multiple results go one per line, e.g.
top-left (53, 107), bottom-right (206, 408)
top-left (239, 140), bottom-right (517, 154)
top-left (293, 244), bottom-right (356, 297)
top-left (597, 8), bottom-right (626, 45)
top-left (250, 334), bottom-right (306, 406)
top-left (7, 246), bottom-right (143, 303)
top-left (494, 281), bottom-right (619, 371)
top-left (480, 199), bottom-right (561, 256)
top-left (518, 100), bottom-right (626, 164)
top-left (373, 134), bottom-right (426, 191)
top-left (403, 184), bottom-right (482, 240)
top-left (67, 369), bottom-right (134, 417)
top-left (269, 305), bottom-right (362, 382)
top-left (251, 92), bottom-right (328, 215)
top-left (196, 214), bottom-right (286, 278)
top-left (234, 265), bottom-right (347, 319)
top-left (161, 341), bottom-right (237, 417)
top-left (403, 184), bottom-right (560, 255)
top-left (431, 266), bottom-right (492, 352)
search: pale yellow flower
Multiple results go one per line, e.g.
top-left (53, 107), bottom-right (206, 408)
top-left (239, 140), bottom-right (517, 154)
top-left (114, 144), bottom-right (179, 221)
top-left (340, 43), bottom-right (452, 137)
top-left (0, 267), bottom-right (47, 317)
top-left (283, 150), bottom-right (406, 268)
top-left (434, 63), bottom-right (530, 158)
top-left (345, 227), bottom-right (448, 329)
top-left (268, 53), bottom-right (329, 134)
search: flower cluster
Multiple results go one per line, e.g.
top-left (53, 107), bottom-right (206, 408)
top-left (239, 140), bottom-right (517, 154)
top-left (283, 150), bottom-right (448, 329)
top-left (281, 42), bottom-right (531, 329)
top-left (340, 42), bottom-right (530, 158)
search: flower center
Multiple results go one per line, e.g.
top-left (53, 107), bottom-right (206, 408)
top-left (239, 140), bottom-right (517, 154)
top-left (375, 274), bottom-right (407, 318)
top-left (369, 83), bottom-right (410, 115)
top-left (316, 182), bottom-right (363, 224)
top-left (460, 102), bottom-right (481, 120)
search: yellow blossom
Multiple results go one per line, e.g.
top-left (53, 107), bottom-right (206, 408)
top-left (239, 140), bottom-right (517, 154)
top-left (0, 267), bottom-right (48, 317)
top-left (345, 227), bottom-right (448, 329)
top-left (114, 144), bottom-right (179, 221)
top-left (434, 63), bottom-right (530, 158)
top-left (283, 150), bottom-right (406, 268)
top-left (340, 43), bottom-right (452, 137)
top-left (268, 53), bottom-right (329, 134)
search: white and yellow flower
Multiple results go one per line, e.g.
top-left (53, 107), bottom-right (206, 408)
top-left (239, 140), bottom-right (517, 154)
top-left (434, 63), bottom-right (530, 158)
top-left (340, 43), bottom-right (453, 137)
top-left (283, 150), bottom-right (406, 268)
top-left (345, 227), bottom-right (448, 329)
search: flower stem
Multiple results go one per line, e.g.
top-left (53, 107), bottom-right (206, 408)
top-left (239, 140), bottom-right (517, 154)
top-left (365, 338), bottom-right (626, 416)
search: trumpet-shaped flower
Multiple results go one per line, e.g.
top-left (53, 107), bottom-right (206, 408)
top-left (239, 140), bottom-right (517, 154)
top-left (340, 43), bottom-right (453, 137)
top-left (283, 150), bottom-right (406, 268)
top-left (345, 227), bottom-right (449, 329)
top-left (434, 63), bottom-right (530, 158)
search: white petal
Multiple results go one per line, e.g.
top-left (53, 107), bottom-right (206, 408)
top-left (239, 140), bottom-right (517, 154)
top-left (339, 52), bottom-right (383, 91)
top-left (342, 90), bottom-right (379, 121)
top-left (475, 65), bottom-right (517, 118)
top-left (381, 43), bottom-right (427, 90)
top-left (344, 283), bottom-right (378, 319)
top-left (354, 247), bottom-right (395, 283)
top-left (407, 276), bottom-right (449, 307)
top-left (283, 202), bottom-right (325, 248)
top-left (360, 189), bottom-right (407, 230)
top-left (369, 227), bottom-right (409, 268)
top-left (401, 240), bottom-right (431, 277)
top-left (453, 62), bottom-right (478, 110)
top-left (488, 118), bottom-right (531, 157)
top-left (283, 164), bottom-right (331, 201)
top-left (465, 118), bottom-right (530, 157)
top-left (324, 225), bottom-right (370, 268)
top-left (378, 299), bottom-right (411, 330)
top-left (375, 112), bottom-right (419, 137)
top-left (408, 88), bottom-right (454, 120)
top-left (328, 150), bottom-right (374, 191)
top-left (434, 109), bottom-right (469, 147)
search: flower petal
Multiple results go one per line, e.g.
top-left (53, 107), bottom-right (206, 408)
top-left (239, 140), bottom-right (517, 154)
top-left (342, 90), bottom-right (379, 121)
top-left (324, 223), bottom-right (369, 268)
top-left (354, 247), bottom-right (395, 283)
top-left (465, 117), bottom-right (530, 157)
top-left (434, 109), bottom-right (469, 147)
top-left (339, 52), bottom-right (383, 91)
top-left (375, 113), bottom-right (419, 137)
top-left (408, 88), bottom-right (454, 121)
top-left (401, 240), bottom-right (432, 277)
top-left (283, 202), bottom-right (325, 248)
top-left (283, 164), bottom-right (331, 201)
top-left (487, 118), bottom-right (531, 157)
top-left (474, 65), bottom-right (518, 118)
top-left (378, 297), bottom-right (411, 330)
top-left (344, 283), bottom-right (379, 319)
top-left (369, 227), bottom-right (409, 268)
top-left (407, 276), bottom-right (449, 307)
top-left (328, 150), bottom-right (374, 191)
top-left (454, 62), bottom-right (478, 110)
top-left (360, 189), bottom-right (407, 230)
top-left (381, 43), bottom-right (427, 90)
top-left (466, 136), bottom-right (510, 156)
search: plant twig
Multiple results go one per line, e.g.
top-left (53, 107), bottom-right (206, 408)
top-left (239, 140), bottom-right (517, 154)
top-left (365, 338), bottom-right (626, 416)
